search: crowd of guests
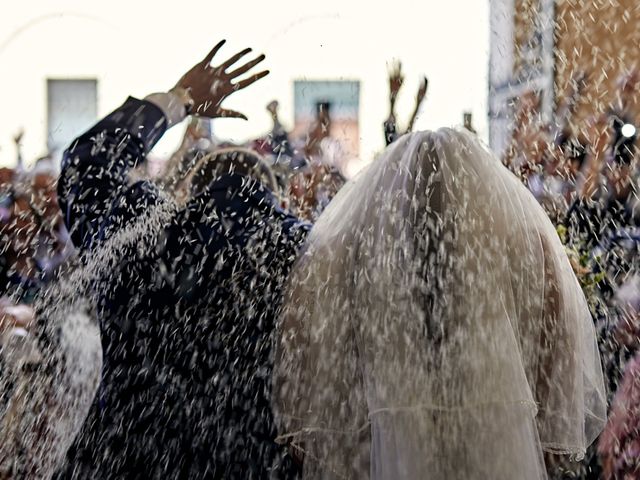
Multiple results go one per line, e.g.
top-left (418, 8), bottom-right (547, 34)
top-left (504, 70), bottom-right (640, 479)
top-left (0, 134), bottom-right (77, 478)
top-left (0, 134), bottom-right (73, 305)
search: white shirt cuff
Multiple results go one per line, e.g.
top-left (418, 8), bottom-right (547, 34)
top-left (144, 91), bottom-right (187, 128)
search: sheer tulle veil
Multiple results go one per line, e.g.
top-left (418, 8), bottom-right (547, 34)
top-left (272, 129), bottom-right (606, 479)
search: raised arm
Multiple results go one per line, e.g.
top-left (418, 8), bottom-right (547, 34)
top-left (57, 40), bottom-right (269, 251)
top-left (406, 76), bottom-right (428, 133)
top-left (384, 60), bottom-right (404, 146)
top-left (57, 97), bottom-right (168, 250)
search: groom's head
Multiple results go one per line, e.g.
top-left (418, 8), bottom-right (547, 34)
top-left (180, 148), bottom-right (278, 201)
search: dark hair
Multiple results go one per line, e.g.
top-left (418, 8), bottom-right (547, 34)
top-left (186, 148), bottom-right (278, 197)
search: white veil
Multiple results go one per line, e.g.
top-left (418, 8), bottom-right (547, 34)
top-left (273, 129), bottom-right (606, 480)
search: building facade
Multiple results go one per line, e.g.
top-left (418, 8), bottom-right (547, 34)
top-left (489, 0), bottom-right (640, 156)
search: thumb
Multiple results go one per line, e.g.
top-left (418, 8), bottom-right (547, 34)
top-left (217, 108), bottom-right (248, 120)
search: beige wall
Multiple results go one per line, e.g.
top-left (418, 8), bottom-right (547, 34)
top-left (554, 0), bottom-right (640, 129)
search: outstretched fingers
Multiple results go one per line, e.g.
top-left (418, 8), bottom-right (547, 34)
top-left (202, 39), bottom-right (227, 67)
top-left (233, 70), bottom-right (270, 90)
top-left (227, 54), bottom-right (266, 78)
top-left (220, 48), bottom-right (253, 70)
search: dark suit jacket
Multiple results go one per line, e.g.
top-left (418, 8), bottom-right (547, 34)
top-left (54, 98), bottom-right (308, 479)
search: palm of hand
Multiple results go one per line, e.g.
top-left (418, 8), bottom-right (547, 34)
top-left (176, 40), bottom-right (269, 120)
top-left (388, 61), bottom-right (404, 97)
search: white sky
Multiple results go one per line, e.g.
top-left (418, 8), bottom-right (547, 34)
top-left (0, 0), bottom-right (489, 167)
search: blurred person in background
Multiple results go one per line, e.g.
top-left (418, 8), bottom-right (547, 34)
top-left (0, 190), bottom-right (43, 304)
top-left (250, 100), bottom-right (298, 203)
top-left (565, 70), bottom-right (640, 250)
top-left (290, 101), bottom-right (346, 221)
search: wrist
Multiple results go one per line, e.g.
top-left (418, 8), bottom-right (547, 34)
top-left (169, 86), bottom-right (195, 116)
top-left (144, 90), bottom-right (191, 128)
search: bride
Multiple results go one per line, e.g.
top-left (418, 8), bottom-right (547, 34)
top-left (273, 129), bottom-right (606, 479)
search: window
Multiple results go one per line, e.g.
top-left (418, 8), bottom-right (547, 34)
top-left (47, 79), bottom-right (97, 159)
top-left (293, 80), bottom-right (360, 159)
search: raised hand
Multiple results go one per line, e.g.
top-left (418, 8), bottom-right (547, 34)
top-left (416, 76), bottom-right (428, 105)
top-left (13, 128), bottom-right (24, 145)
top-left (407, 76), bottom-right (428, 132)
top-left (266, 100), bottom-right (279, 117)
top-left (388, 60), bottom-right (404, 103)
top-left (175, 40), bottom-right (269, 120)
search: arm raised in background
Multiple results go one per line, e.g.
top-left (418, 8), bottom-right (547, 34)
top-left (384, 60), bottom-right (404, 146)
top-left (406, 75), bottom-right (428, 133)
top-left (57, 39), bottom-right (269, 251)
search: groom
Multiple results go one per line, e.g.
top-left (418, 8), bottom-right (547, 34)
top-left (54, 41), bottom-right (309, 479)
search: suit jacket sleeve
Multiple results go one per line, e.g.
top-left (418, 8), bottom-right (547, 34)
top-left (57, 97), bottom-right (168, 251)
